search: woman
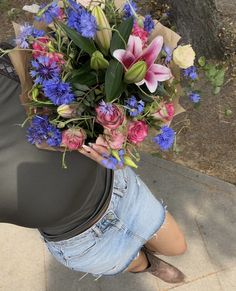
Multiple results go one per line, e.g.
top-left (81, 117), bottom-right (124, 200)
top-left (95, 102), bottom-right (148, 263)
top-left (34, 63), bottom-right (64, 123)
top-left (0, 44), bottom-right (187, 283)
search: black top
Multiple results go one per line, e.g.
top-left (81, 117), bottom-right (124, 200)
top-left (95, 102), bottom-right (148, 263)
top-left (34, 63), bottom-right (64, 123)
top-left (0, 73), bottom-right (113, 241)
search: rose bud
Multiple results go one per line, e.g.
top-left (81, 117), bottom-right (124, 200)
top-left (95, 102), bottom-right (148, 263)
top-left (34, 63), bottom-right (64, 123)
top-left (92, 6), bottom-right (112, 55)
top-left (173, 44), bottom-right (196, 69)
top-left (104, 129), bottom-right (126, 150)
top-left (61, 128), bottom-right (86, 150)
top-left (152, 102), bottom-right (175, 122)
top-left (96, 101), bottom-right (125, 130)
top-left (127, 120), bottom-right (148, 144)
top-left (57, 104), bottom-right (79, 119)
top-left (91, 51), bottom-right (109, 70)
top-left (124, 61), bottom-right (147, 84)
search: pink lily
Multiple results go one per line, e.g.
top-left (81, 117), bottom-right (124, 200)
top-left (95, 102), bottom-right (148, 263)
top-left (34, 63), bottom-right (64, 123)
top-left (113, 35), bottom-right (172, 93)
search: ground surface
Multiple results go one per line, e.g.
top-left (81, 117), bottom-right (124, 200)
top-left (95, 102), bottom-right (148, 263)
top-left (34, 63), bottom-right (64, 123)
top-left (0, 155), bottom-right (235, 291)
top-left (1, 0), bottom-right (235, 184)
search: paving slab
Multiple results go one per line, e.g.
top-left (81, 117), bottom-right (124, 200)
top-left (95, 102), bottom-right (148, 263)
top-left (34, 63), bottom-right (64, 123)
top-left (0, 154), bottom-right (236, 291)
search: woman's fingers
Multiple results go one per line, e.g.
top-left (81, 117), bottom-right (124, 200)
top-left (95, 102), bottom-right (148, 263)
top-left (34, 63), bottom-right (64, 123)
top-left (79, 145), bottom-right (104, 164)
top-left (89, 143), bottom-right (110, 156)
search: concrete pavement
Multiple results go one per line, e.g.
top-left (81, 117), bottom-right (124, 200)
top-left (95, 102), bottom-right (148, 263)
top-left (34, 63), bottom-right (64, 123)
top-left (0, 154), bottom-right (235, 291)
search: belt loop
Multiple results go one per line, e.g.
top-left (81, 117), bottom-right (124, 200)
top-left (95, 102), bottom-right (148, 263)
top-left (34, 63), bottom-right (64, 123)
top-left (92, 225), bottom-right (102, 238)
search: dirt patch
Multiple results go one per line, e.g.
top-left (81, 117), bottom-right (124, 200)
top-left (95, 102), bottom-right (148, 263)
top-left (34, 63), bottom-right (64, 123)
top-left (1, 1), bottom-right (236, 184)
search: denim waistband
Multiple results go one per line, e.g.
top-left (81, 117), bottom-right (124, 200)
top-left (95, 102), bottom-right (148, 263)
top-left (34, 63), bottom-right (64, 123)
top-left (47, 168), bottom-right (128, 246)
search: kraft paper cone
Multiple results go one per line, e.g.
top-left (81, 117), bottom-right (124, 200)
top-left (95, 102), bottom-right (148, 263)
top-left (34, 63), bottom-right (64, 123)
top-left (8, 22), bottom-right (33, 109)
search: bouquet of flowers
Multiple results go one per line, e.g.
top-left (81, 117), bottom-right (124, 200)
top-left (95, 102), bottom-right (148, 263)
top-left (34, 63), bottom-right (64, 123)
top-left (4, 0), bottom-right (200, 169)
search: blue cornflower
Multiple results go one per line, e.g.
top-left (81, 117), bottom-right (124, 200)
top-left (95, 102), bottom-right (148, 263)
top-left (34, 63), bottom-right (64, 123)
top-left (183, 66), bottom-right (198, 80)
top-left (188, 91), bottom-right (201, 103)
top-left (123, 0), bottom-right (137, 19)
top-left (43, 78), bottom-right (75, 105)
top-left (67, 7), bottom-right (97, 38)
top-left (15, 24), bottom-right (45, 48)
top-left (30, 56), bottom-right (60, 85)
top-left (125, 96), bottom-right (145, 117)
top-left (144, 15), bottom-right (154, 33)
top-left (36, 2), bottom-right (62, 24)
top-left (98, 100), bottom-right (114, 115)
top-left (101, 154), bottom-right (119, 170)
top-left (153, 126), bottom-right (175, 151)
top-left (79, 11), bottom-right (97, 38)
top-left (27, 115), bottom-right (62, 147)
top-left (163, 46), bottom-right (173, 64)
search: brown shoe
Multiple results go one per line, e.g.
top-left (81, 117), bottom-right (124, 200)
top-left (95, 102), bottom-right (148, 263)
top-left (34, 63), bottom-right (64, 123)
top-left (141, 247), bottom-right (186, 284)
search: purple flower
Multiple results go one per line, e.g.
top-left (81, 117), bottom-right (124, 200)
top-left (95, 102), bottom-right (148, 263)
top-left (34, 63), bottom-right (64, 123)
top-left (125, 96), bottom-right (145, 117)
top-left (98, 100), bottom-right (114, 115)
top-left (123, 0), bottom-right (137, 19)
top-left (144, 15), bottom-right (154, 33)
top-left (163, 46), bottom-right (173, 64)
top-left (188, 91), bottom-right (201, 103)
top-left (43, 78), bottom-right (75, 105)
top-left (183, 66), bottom-right (198, 80)
top-left (30, 56), bottom-right (60, 85)
top-left (153, 126), bottom-right (175, 151)
top-left (78, 11), bottom-right (97, 38)
top-left (27, 115), bottom-right (62, 147)
top-left (67, 4), bottom-right (97, 38)
top-left (101, 155), bottom-right (119, 170)
top-left (36, 2), bottom-right (62, 24)
top-left (15, 24), bottom-right (45, 48)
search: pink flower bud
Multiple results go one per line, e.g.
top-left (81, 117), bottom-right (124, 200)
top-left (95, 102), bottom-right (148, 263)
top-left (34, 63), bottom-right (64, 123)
top-left (61, 128), bottom-right (86, 150)
top-left (104, 129), bottom-right (126, 150)
top-left (132, 22), bottom-right (148, 48)
top-left (152, 102), bottom-right (175, 122)
top-left (127, 121), bottom-right (148, 145)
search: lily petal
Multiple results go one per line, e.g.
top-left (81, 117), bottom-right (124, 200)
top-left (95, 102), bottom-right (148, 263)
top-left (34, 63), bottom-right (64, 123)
top-left (140, 36), bottom-right (164, 67)
top-left (144, 71), bottom-right (158, 93)
top-left (113, 49), bottom-right (136, 69)
top-left (150, 64), bottom-right (172, 81)
top-left (127, 35), bottom-right (143, 59)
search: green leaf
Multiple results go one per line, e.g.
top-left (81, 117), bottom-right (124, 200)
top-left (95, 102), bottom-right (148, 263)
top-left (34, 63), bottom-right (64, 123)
top-left (73, 84), bottom-right (90, 91)
top-left (105, 60), bottom-right (124, 102)
top-left (213, 86), bottom-right (221, 95)
top-left (225, 108), bottom-right (233, 117)
top-left (213, 69), bottom-right (225, 87)
top-left (110, 17), bottom-right (134, 54)
top-left (198, 56), bottom-right (206, 67)
top-left (58, 22), bottom-right (96, 55)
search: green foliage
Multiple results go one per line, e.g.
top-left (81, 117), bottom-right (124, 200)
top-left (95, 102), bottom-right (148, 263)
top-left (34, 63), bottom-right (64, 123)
top-left (105, 60), bottom-right (124, 102)
top-left (110, 17), bottom-right (134, 54)
top-left (58, 22), bottom-right (96, 56)
top-left (198, 57), bottom-right (225, 95)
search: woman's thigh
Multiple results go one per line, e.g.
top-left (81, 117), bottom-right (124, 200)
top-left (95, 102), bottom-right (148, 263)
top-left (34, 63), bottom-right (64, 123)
top-left (145, 212), bottom-right (187, 256)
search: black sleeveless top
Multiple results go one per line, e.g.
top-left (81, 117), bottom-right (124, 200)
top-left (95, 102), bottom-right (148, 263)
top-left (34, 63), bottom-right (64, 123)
top-left (0, 73), bottom-right (113, 241)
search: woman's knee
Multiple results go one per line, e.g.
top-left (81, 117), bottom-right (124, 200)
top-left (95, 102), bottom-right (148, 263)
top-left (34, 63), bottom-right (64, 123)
top-left (145, 212), bottom-right (187, 256)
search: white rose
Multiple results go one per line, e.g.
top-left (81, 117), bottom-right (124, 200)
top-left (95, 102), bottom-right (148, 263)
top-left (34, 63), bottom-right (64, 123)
top-left (173, 45), bottom-right (196, 69)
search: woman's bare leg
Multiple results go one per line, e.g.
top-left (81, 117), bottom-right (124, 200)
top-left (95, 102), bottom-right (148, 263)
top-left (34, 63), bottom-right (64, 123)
top-left (126, 212), bottom-right (187, 273)
top-left (126, 251), bottom-right (149, 272)
top-left (145, 212), bottom-right (187, 256)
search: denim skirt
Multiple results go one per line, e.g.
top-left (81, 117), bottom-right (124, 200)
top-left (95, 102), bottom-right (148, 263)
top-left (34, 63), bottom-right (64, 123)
top-left (42, 167), bottom-right (166, 277)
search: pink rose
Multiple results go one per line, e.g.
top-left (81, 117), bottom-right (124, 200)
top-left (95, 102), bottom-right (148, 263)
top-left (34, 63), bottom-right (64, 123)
top-left (32, 37), bottom-right (49, 58)
top-left (132, 22), bottom-right (148, 47)
top-left (47, 52), bottom-right (65, 65)
top-left (104, 129), bottom-right (126, 150)
top-left (96, 101), bottom-right (125, 130)
top-left (152, 102), bottom-right (175, 122)
top-left (127, 121), bottom-right (148, 144)
top-left (61, 128), bottom-right (86, 150)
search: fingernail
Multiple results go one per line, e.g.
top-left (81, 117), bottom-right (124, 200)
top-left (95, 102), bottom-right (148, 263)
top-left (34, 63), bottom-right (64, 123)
top-left (88, 143), bottom-right (93, 147)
